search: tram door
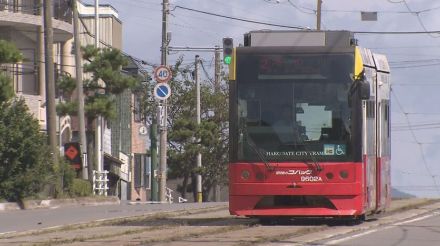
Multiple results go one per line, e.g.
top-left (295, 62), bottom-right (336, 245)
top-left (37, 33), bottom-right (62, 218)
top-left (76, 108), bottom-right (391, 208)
top-left (361, 65), bottom-right (378, 213)
top-left (364, 99), bottom-right (377, 212)
top-left (376, 75), bottom-right (391, 210)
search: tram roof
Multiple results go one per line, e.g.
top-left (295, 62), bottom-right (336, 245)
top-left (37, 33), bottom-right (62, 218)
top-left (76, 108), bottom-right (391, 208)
top-left (244, 30), bottom-right (356, 49)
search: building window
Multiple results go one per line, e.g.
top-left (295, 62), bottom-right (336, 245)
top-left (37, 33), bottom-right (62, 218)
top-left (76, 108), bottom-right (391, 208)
top-left (134, 94), bottom-right (142, 122)
top-left (133, 154), bottom-right (150, 189)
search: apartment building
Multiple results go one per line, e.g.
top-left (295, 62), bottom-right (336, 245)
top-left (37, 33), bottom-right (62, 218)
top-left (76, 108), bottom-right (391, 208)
top-left (1, 0), bottom-right (149, 201)
top-left (0, 0), bottom-right (73, 142)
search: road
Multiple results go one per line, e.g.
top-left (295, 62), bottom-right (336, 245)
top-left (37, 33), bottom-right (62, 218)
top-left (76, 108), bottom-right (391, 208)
top-left (0, 199), bottom-right (438, 246)
top-left (319, 210), bottom-right (440, 246)
top-left (0, 201), bottom-right (227, 234)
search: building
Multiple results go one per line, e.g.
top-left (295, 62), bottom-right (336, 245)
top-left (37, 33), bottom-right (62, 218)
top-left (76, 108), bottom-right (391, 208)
top-left (0, 0), bottom-right (74, 146)
top-left (1, 0), bottom-right (150, 201)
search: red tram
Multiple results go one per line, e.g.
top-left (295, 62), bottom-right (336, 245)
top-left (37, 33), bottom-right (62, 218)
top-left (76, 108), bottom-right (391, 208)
top-left (228, 30), bottom-right (391, 221)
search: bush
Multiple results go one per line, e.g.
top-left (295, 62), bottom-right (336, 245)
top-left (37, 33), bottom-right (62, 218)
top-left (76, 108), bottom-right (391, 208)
top-left (69, 179), bottom-right (92, 197)
top-left (0, 99), bottom-right (53, 202)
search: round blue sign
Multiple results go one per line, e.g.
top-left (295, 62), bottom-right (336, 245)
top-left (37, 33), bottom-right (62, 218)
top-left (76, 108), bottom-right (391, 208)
top-left (153, 83), bottom-right (171, 100)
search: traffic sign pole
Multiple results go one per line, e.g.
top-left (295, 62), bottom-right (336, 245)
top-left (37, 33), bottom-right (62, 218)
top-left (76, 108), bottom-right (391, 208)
top-left (159, 0), bottom-right (169, 203)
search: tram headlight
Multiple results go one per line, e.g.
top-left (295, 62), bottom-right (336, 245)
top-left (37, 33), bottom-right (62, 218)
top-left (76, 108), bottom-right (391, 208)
top-left (340, 170), bottom-right (349, 179)
top-left (241, 170), bottom-right (250, 180)
top-left (256, 172), bottom-right (265, 181)
top-left (326, 172), bottom-right (334, 180)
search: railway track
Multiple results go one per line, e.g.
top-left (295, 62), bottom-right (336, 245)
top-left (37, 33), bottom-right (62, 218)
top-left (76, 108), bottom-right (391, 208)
top-left (0, 199), bottom-right (437, 246)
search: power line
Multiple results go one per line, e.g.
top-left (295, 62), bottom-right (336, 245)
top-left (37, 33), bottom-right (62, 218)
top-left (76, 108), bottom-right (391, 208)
top-left (391, 89), bottom-right (440, 195)
top-left (355, 30), bottom-right (440, 35)
top-left (172, 4), bottom-right (440, 35)
top-left (391, 0), bottom-right (440, 38)
top-left (172, 5), bottom-right (307, 30)
top-left (286, 0), bottom-right (315, 15)
top-left (78, 16), bottom-right (157, 69)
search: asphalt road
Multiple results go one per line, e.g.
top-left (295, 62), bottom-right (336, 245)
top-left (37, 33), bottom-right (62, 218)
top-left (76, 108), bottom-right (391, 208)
top-left (320, 209), bottom-right (440, 246)
top-left (0, 201), bottom-right (227, 234)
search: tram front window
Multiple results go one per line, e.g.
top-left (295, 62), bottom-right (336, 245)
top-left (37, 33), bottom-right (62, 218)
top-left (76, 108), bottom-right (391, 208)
top-left (237, 81), bottom-right (352, 162)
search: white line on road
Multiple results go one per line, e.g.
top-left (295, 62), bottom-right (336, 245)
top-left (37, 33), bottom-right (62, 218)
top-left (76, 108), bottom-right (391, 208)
top-left (0, 231), bottom-right (16, 236)
top-left (326, 229), bottom-right (379, 245)
top-left (325, 211), bottom-right (440, 245)
top-left (392, 212), bottom-right (439, 226)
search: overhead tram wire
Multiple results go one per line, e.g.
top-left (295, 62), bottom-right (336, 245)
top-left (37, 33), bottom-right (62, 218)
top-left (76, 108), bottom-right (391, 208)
top-left (171, 4), bottom-right (440, 35)
top-left (391, 89), bottom-right (440, 196)
top-left (78, 17), bottom-right (157, 70)
top-left (385, 0), bottom-right (440, 38)
top-left (267, 0), bottom-right (440, 14)
top-left (286, 0), bottom-right (316, 15)
top-left (172, 5), bottom-right (307, 30)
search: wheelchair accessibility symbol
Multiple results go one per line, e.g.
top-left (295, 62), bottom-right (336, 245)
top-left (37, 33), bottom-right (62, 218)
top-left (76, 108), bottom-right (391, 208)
top-left (335, 144), bottom-right (346, 155)
top-left (324, 144), bottom-right (346, 156)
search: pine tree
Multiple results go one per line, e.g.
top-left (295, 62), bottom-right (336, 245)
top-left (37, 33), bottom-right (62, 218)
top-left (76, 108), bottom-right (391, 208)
top-left (56, 45), bottom-right (140, 178)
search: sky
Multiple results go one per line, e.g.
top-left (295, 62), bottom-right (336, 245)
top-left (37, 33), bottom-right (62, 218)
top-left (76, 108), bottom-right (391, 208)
top-left (88, 0), bottom-right (440, 197)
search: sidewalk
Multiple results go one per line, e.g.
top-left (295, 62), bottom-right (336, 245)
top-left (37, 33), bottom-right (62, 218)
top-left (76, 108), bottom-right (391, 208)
top-left (0, 196), bottom-right (120, 211)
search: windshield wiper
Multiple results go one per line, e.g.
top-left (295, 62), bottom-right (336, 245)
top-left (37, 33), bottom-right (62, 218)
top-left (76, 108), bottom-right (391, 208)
top-left (244, 137), bottom-right (274, 172)
top-left (294, 138), bottom-right (322, 173)
top-left (247, 141), bottom-right (274, 172)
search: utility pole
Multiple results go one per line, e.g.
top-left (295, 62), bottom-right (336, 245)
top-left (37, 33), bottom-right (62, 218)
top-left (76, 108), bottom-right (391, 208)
top-left (94, 0), bottom-right (103, 176)
top-left (150, 113), bottom-right (158, 201)
top-left (214, 46), bottom-right (221, 92)
top-left (195, 55), bottom-right (202, 203)
top-left (72, 0), bottom-right (88, 180)
top-left (316, 0), bottom-right (322, 30)
top-left (159, 0), bottom-right (169, 203)
top-left (213, 46), bottom-right (221, 202)
top-left (43, 0), bottom-right (58, 165)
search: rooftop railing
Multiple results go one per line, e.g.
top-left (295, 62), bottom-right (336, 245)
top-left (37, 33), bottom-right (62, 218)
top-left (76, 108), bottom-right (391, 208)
top-left (0, 0), bottom-right (72, 24)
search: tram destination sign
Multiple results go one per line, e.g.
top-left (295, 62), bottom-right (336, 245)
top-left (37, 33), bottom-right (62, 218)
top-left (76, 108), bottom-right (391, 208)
top-left (258, 55), bottom-right (324, 76)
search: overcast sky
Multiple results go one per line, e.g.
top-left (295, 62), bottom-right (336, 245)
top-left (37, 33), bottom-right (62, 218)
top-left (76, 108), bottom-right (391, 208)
top-left (89, 0), bottom-right (440, 197)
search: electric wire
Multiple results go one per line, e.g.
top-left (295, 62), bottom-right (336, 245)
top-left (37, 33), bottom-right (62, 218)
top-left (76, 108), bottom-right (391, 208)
top-left (391, 89), bottom-right (440, 195)
top-left (172, 5), bottom-right (307, 30)
top-left (385, 0), bottom-right (440, 38)
top-left (199, 59), bottom-right (214, 85)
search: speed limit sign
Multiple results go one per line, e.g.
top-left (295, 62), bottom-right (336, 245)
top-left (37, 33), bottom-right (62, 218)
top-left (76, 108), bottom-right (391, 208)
top-left (154, 65), bottom-right (172, 83)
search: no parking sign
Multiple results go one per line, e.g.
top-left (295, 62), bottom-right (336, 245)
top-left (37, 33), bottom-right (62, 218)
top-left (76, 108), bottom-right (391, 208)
top-left (153, 83), bottom-right (171, 100)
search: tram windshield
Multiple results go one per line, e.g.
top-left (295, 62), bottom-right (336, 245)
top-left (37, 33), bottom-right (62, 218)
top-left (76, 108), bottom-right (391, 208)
top-left (233, 53), bottom-right (354, 162)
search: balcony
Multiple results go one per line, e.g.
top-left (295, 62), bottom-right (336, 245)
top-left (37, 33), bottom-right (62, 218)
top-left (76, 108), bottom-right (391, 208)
top-left (0, 0), bottom-right (73, 42)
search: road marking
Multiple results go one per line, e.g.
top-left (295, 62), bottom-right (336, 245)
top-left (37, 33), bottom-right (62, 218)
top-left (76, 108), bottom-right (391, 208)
top-left (326, 229), bottom-right (379, 245)
top-left (326, 211), bottom-right (440, 245)
top-left (392, 211), bottom-right (439, 226)
top-left (0, 231), bottom-right (16, 236)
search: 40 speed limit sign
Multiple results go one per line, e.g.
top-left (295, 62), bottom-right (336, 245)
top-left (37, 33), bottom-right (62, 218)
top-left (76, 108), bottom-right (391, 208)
top-left (154, 65), bottom-right (172, 83)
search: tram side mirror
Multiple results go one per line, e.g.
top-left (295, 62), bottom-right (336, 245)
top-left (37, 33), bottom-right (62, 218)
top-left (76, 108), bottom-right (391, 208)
top-left (359, 80), bottom-right (370, 100)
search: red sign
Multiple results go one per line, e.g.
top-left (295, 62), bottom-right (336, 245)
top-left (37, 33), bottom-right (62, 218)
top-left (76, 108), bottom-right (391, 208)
top-left (64, 142), bottom-right (81, 170)
top-left (154, 65), bottom-right (172, 83)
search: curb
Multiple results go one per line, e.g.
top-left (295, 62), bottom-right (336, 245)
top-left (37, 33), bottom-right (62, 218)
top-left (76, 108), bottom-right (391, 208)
top-left (0, 196), bottom-right (120, 211)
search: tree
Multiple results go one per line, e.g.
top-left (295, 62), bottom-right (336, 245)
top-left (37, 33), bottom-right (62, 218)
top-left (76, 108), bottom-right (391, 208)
top-left (56, 45), bottom-right (140, 178)
top-left (0, 40), bottom-right (22, 102)
top-left (0, 100), bottom-right (53, 202)
top-left (140, 57), bottom-right (229, 201)
top-left (0, 40), bottom-right (53, 202)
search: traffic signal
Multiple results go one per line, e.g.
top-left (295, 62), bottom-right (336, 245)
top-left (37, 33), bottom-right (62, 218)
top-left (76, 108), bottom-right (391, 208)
top-left (222, 37), bottom-right (233, 65)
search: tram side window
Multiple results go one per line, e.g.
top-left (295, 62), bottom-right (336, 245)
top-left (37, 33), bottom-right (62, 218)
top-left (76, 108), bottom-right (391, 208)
top-left (385, 101), bottom-right (390, 138)
top-left (366, 101), bottom-right (375, 118)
